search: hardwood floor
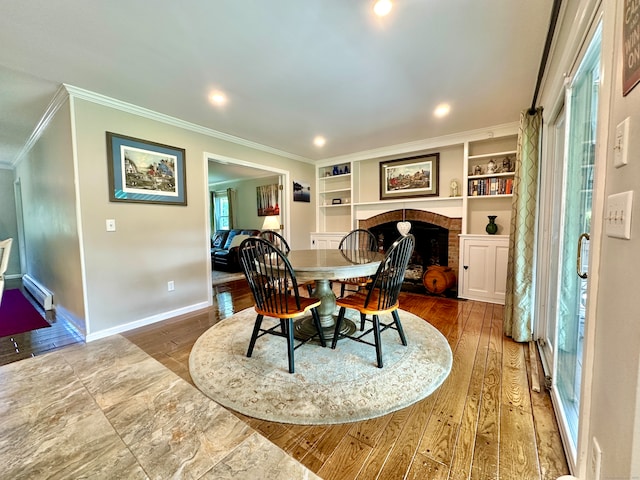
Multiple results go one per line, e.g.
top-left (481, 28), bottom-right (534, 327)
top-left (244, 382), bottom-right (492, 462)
top-left (122, 280), bottom-right (570, 480)
top-left (1, 276), bottom-right (569, 479)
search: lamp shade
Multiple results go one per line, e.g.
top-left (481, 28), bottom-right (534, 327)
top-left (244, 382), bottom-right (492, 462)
top-left (261, 215), bottom-right (280, 230)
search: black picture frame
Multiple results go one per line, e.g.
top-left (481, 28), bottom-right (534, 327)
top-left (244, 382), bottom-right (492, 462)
top-left (380, 153), bottom-right (439, 200)
top-left (106, 132), bottom-right (187, 205)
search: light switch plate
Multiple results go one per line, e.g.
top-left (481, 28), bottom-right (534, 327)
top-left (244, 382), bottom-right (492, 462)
top-left (614, 117), bottom-right (630, 168)
top-left (106, 219), bottom-right (116, 232)
top-left (606, 191), bottom-right (633, 239)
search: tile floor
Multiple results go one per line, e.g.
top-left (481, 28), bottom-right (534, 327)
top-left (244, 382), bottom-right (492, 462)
top-left (0, 334), bottom-right (320, 479)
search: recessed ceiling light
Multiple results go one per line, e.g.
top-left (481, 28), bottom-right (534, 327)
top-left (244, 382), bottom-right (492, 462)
top-left (313, 136), bottom-right (326, 147)
top-left (434, 103), bottom-right (451, 118)
top-left (209, 91), bottom-right (227, 105)
top-left (373, 0), bottom-right (393, 17)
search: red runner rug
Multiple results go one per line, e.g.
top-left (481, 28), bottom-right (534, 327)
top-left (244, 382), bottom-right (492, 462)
top-left (0, 289), bottom-right (50, 337)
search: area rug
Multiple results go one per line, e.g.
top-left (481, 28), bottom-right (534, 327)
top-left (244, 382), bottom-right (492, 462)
top-left (189, 307), bottom-right (452, 425)
top-left (0, 289), bottom-right (50, 337)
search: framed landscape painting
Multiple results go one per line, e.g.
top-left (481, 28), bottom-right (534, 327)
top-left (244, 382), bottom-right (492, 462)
top-left (106, 132), bottom-right (187, 205)
top-left (380, 153), bottom-right (439, 200)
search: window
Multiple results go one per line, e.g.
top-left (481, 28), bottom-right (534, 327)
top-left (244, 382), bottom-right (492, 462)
top-left (212, 190), bottom-right (231, 231)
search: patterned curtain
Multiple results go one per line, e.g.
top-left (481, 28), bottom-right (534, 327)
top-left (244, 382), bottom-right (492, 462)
top-left (504, 108), bottom-right (542, 342)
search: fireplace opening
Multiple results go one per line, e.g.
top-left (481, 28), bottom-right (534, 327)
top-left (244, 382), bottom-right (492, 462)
top-left (370, 223), bottom-right (450, 291)
top-left (359, 209), bottom-right (461, 295)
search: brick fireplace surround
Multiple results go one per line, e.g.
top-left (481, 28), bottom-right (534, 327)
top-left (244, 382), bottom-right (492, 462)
top-left (358, 209), bottom-right (461, 277)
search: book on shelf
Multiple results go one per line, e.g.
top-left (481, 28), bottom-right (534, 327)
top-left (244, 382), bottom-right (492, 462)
top-left (468, 177), bottom-right (513, 196)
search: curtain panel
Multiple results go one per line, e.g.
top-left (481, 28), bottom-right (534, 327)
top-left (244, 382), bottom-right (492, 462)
top-left (504, 107), bottom-right (542, 342)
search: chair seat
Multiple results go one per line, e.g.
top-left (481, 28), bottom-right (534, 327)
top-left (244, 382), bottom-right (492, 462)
top-left (336, 291), bottom-right (399, 316)
top-left (255, 295), bottom-right (321, 319)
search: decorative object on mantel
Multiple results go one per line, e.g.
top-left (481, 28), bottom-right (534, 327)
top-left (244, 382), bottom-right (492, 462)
top-left (396, 209), bottom-right (412, 236)
top-left (486, 215), bottom-right (498, 235)
top-left (449, 179), bottom-right (459, 197)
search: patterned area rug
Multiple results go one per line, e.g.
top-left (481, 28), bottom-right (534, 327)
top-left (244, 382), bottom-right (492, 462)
top-left (189, 307), bottom-right (452, 425)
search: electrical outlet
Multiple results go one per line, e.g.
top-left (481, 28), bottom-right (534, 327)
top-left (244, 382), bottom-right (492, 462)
top-left (605, 191), bottom-right (633, 239)
top-left (590, 436), bottom-right (602, 480)
top-left (167, 281), bottom-right (175, 292)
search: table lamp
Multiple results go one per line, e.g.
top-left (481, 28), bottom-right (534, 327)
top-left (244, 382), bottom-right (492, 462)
top-left (262, 215), bottom-right (281, 231)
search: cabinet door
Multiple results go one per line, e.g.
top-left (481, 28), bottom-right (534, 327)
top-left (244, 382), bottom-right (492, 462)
top-left (463, 242), bottom-right (493, 299)
top-left (460, 236), bottom-right (508, 304)
top-left (310, 234), bottom-right (343, 250)
top-left (494, 243), bottom-right (509, 300)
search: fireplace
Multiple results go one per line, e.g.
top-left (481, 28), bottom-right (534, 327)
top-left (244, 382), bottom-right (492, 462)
top-left (359, 209), bottom-right (461, 293)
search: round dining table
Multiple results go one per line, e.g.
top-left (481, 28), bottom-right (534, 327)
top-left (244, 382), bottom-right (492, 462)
top-left (286, 248), bottom-right (384, 339)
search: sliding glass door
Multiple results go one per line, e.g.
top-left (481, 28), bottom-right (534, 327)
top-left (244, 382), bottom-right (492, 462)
top-left (537, 23), bottom-right (601, 466)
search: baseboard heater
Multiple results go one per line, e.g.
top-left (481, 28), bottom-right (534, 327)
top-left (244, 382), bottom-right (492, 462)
top-left (23, 274), bottom-right (53, 310)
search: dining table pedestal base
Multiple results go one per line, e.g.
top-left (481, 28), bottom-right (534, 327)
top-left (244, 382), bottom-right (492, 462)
top-left (294, 279), bottom-right (356, 341)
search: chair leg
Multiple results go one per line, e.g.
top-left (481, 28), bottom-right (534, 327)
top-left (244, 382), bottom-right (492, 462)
top-left (311, 308), bottom-right (326, 347)
top-left (392, 309), bottom-right (407, 346)
top-left (340, 283), bottom-right (346, 298)
top-left (286, 319), bottom-right (295, 374)
top-left (331, 307), bottom-right (347, 349)
top-left (247, 314), bottom-right (264, 358)
top-left (360, 313), bottom-right (367, 331)
top-left (373, 315), bottom-right (383, 368)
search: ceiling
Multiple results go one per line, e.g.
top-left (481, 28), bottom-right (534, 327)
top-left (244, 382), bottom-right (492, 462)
top-left (0, 0), bottom-right (553, 172)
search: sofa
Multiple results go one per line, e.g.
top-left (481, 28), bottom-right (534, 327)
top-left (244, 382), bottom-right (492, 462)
top-left (211, 229), bottom-right (261, 271)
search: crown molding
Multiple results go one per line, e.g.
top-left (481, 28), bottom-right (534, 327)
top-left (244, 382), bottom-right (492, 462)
top-left (317, 121), bottom-right (520, 167)
top-left (11, 84), bottom-right (70, 167)
top-left (64, 84), bottom-right (313, 164)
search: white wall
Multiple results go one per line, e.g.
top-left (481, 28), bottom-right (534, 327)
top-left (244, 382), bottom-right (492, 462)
top-left (589, 0), bottom-right (640, 477)
top-left (69, 96), bottom-right (315, 338)
top-left (0, 167), bottom-right (20, 276)
top-left (14, 99), bottom-right (86, 331)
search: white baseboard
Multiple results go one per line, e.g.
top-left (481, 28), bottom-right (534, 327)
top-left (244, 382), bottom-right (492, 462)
top-left (85, 301), bottom-right (210, 342)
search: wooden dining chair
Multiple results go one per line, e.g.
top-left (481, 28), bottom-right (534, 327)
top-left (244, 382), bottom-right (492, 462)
top-left (259, 230), bottom-right (314, 296)
top-left (258, 230), bottom-right (290, 254)
top-left (331, 234), bottom-right (415, 368)
top-left (238, 236), bottom-right (326, 373)
top-left (333, 228), bottom-right (377, 298)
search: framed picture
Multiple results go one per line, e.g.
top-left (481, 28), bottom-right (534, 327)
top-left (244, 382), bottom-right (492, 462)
top-left (106, 132), bottom-right (187, 205)
top-left (623, 0), bottom-right (640, 96)
top-left (380, 153), bottom-right (439, 200)
top-left (293, 180), bottom-right (310, 202)
top-left (257, 183), bottom-right (280, 216)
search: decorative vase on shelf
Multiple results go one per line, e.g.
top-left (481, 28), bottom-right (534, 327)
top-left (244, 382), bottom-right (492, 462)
top-left (485, 215), bottom-right (498, 235)
top-left (332, 165), bottom-right (339, 175)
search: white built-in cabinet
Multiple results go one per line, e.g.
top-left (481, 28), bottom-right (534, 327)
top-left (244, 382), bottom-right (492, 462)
top-left (312, 127), bottom-right (518, 299)
top-left (459, 234), bottom-right (509, 304)
top-left (310, 233), bottom-right (344, 250)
